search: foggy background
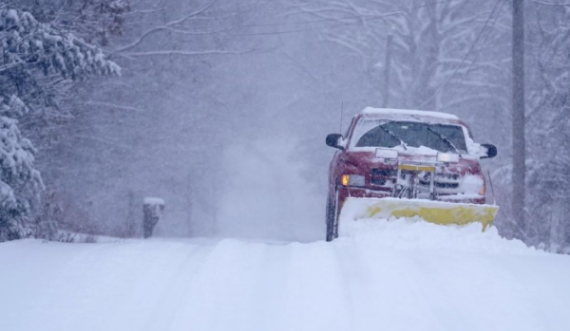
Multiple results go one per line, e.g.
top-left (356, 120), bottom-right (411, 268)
top-left (5, 0), bottom-right (569, 250)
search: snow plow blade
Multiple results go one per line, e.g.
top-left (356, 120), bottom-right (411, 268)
top-left (340, 197), bottom-right (499, 230)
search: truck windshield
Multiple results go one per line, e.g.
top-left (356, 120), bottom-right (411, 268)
top-left (352, 120), bottom-right (467, 153)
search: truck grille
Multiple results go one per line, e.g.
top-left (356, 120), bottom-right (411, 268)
top-left (370, 168), bottom-right (460, 191)
top-left (370, 168), bottom-right (398, 187)
top-left (435, 182), bottom-right (459, 189)
top-left (417, 173), bottom-right (461, 191)
top-left (371, 168), bottom-right (398, 177)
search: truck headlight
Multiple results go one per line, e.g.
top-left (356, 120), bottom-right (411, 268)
top-left (341, 174), bottom-right (365, 187)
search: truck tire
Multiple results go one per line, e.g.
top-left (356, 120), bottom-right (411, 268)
top-left (325, 197), bottom-right (337, 242)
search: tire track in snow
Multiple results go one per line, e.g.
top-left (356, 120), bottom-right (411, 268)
top-left (248, 242), bottom-right (293, 331)
top-left (141, 241), bottom-right (218, 331)
top-left (349, 241), bottom-right (447, 331)
top-left (333, 236), bottom-right (398, 331)
top-left (165, 239), bottom-right (268, 331)
top-left (83, 241), bottom-right (209, 331)
top-left (278, 241), bottom-right (352, 331)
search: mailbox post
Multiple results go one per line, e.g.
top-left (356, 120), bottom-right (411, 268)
top-left (143, 198), bottom-right (165, 239)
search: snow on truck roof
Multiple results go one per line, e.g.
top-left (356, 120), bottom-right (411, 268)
top-left (361, 107), bottom-right (459, 121)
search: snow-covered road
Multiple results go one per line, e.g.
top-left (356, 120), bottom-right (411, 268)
top-left (1, 220), bottom-right (570, 331)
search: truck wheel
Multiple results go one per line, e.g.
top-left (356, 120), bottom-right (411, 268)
top-left (325, 197), bottom-right (337, 242)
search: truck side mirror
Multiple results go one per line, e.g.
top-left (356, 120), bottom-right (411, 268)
top-left (326, 133), bottom-right (344, 150)
top-left (481, 144), bottom-right (497, 159)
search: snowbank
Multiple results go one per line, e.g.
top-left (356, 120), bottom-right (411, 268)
top-left (340, 217), bottom-right (536, 255)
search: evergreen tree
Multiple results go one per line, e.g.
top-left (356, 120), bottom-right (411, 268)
top-left (0, 8), bottom-right (119, 240)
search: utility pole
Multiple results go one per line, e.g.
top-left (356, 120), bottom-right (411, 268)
top-left (512, 0), bottom-right (526, 231)
top-left (382, 34), bottom-right (393, 108)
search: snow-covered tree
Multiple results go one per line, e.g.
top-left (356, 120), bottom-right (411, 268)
top-left (0, 8), bottom-right (119, 96)
top-left (20, 0), bottom-right (131, 47)
top-left (0, 8), bottom-right (119, 241)
top-left (0, 95), bottom-right (41, 240)
top-left (285, 0), bottom-right (509, 114)
top-left (523, 3), bottom-right (570, 251)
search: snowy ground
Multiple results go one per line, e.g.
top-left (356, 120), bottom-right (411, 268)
top-left (1, 219), bottom-right (570, 331)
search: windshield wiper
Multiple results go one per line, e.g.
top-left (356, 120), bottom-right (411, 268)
top-left (379, 125), bottom-right (407, 150)
top-left (426, 127), bottom-right (462, 156)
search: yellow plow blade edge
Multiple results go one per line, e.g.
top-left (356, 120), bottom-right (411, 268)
top-left (340, 197), bottom-right (499, 231)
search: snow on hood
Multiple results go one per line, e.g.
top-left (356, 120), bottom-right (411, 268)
top-left (393, 145), bottom-right (439, 156)
top-left (350, 145), bottom-right (440, 157)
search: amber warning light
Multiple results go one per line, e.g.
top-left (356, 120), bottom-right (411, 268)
top-left (341, 174), bottom-right (350, 186)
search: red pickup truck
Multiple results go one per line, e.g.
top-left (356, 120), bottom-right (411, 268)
top-left (325, 108), bottom-right (497, 241)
